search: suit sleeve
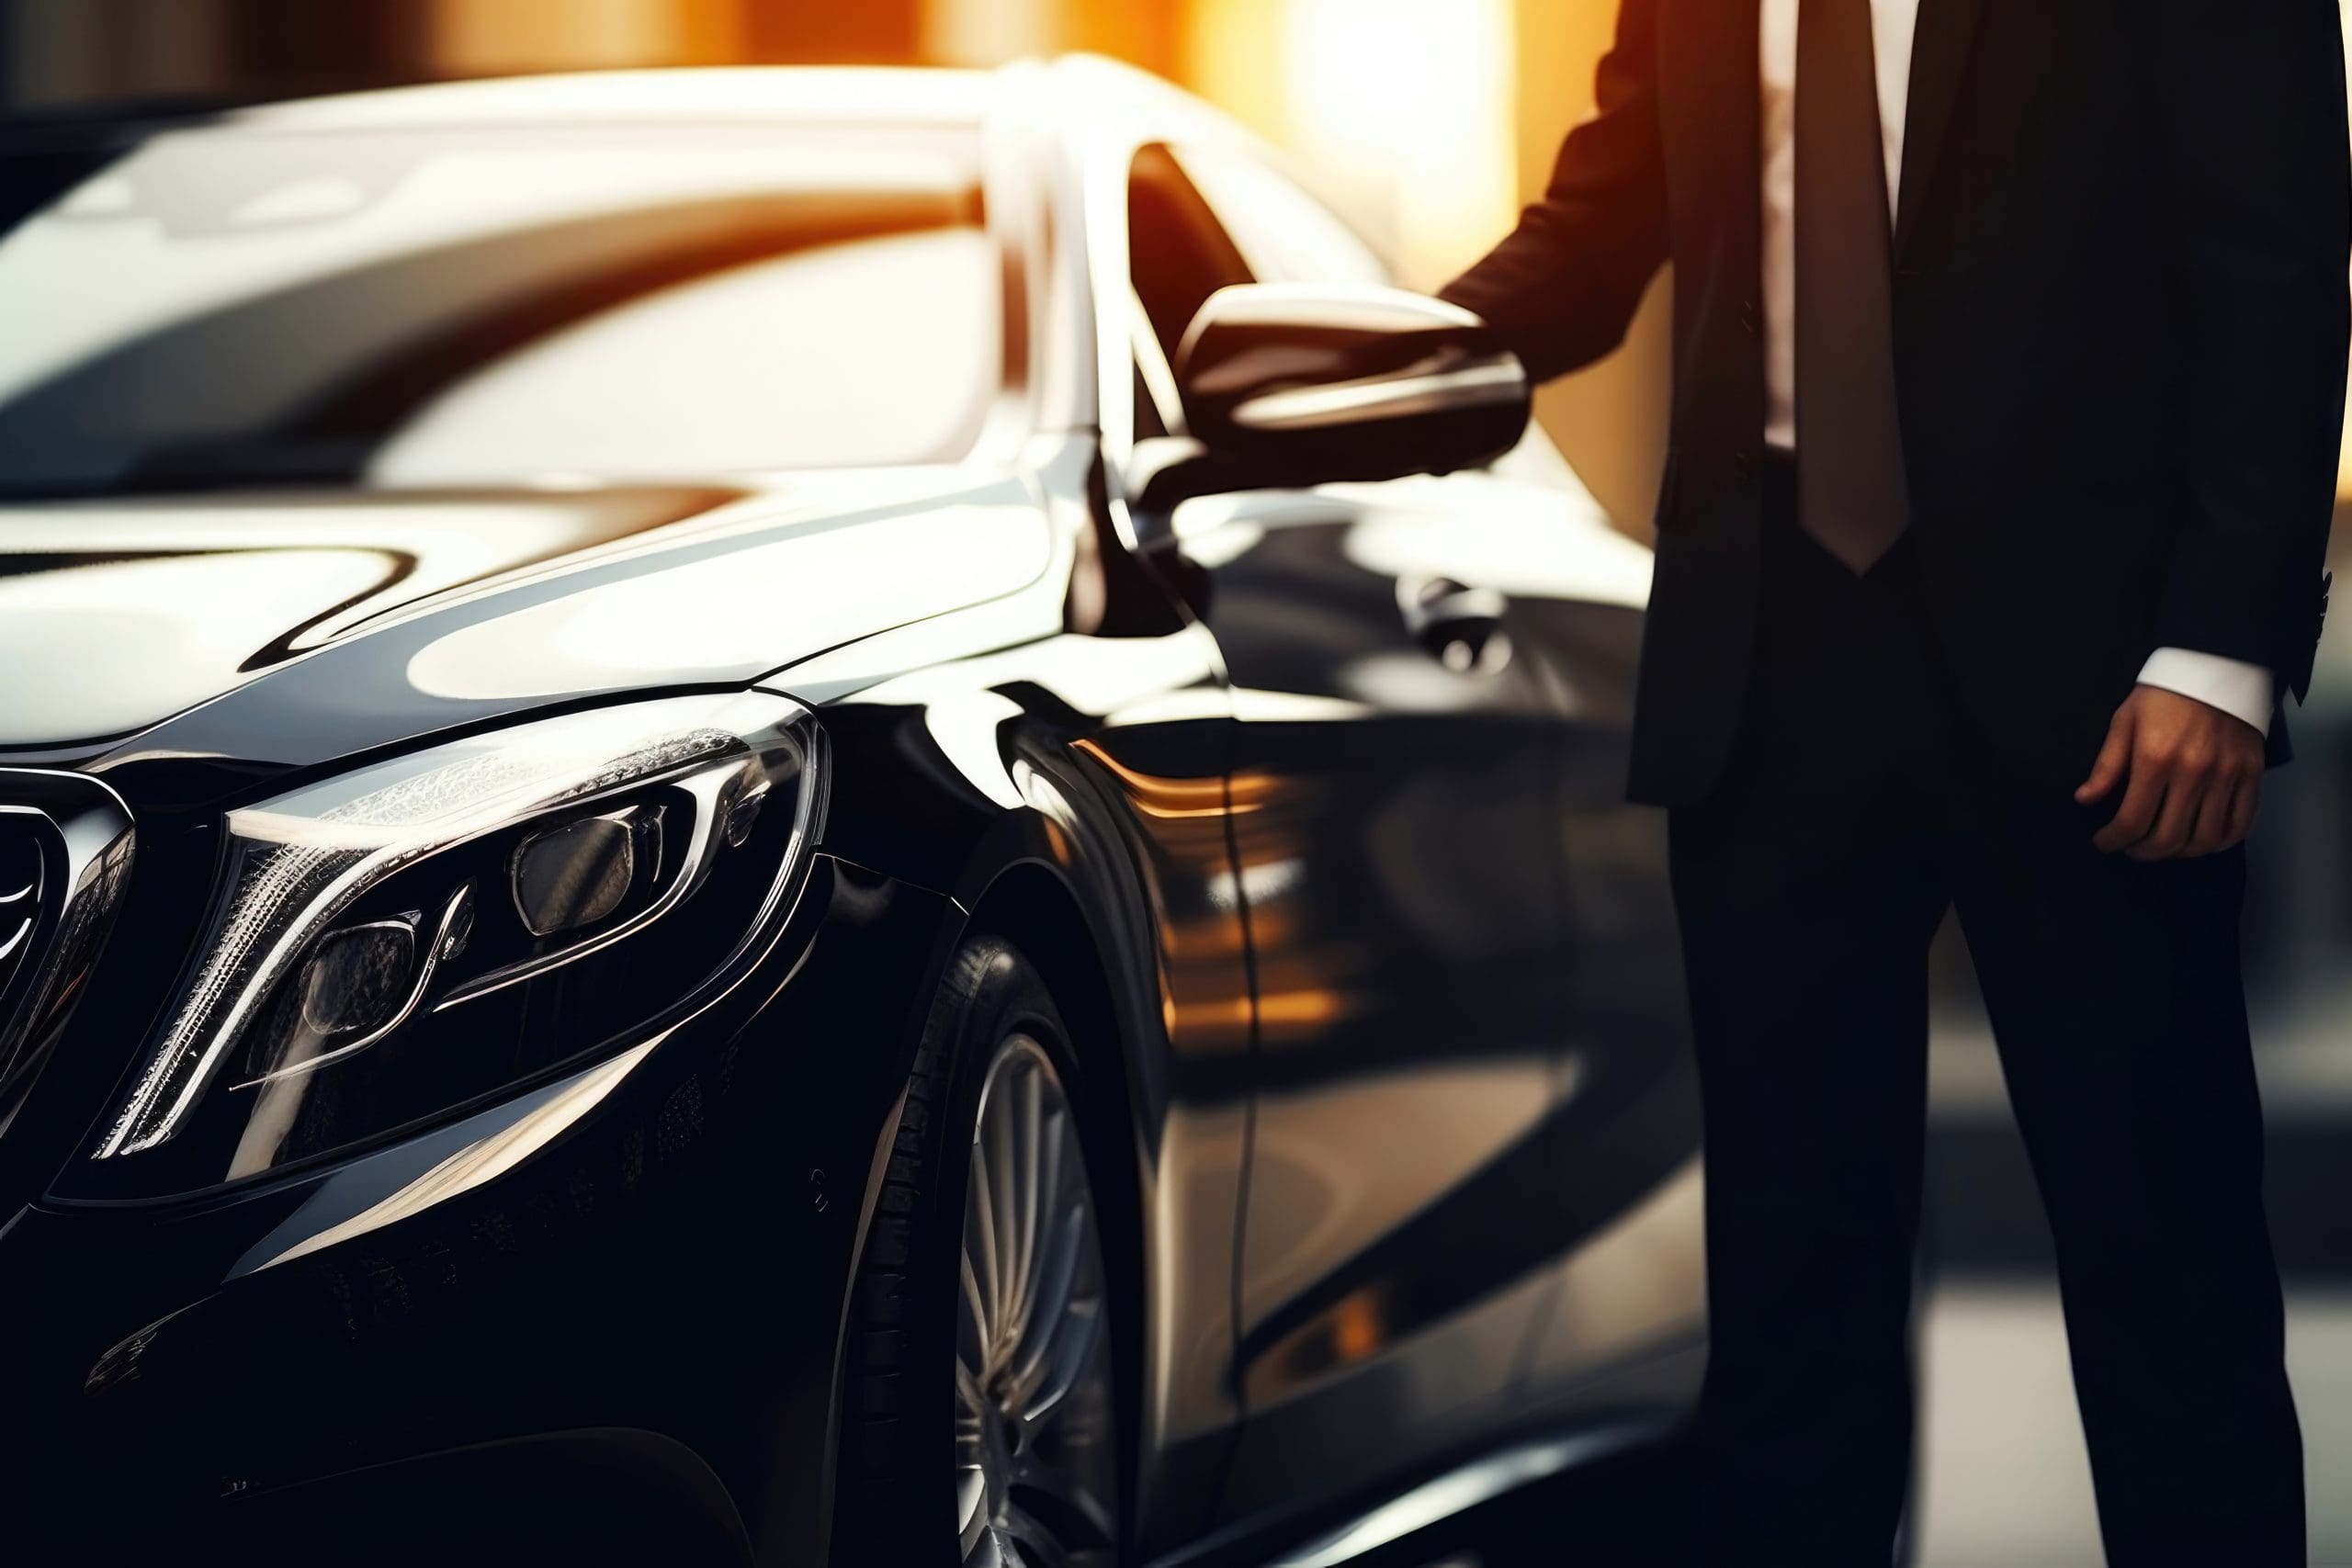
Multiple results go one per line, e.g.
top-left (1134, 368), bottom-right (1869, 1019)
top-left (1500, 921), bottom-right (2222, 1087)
top-left (1437, 0), bottom-right (1670, 384)
top-left (2152, 0), bottom-right (2350, 702)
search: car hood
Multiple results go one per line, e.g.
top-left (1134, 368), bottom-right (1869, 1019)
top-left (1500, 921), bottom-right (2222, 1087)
top-left (0, 467), bottom-right (1056, 798)
top-left (0, 487), bottom-right (741, 748)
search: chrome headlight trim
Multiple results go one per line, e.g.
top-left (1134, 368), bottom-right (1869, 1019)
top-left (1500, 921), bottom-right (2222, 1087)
top-left (94, 692), bottom-right (810, 1164)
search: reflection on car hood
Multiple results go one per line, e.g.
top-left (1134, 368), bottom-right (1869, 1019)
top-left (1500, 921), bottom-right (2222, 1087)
top-left (0, 467), bottom-right (1056, 777)
top-left (0, 487), bottom-right (735, 749)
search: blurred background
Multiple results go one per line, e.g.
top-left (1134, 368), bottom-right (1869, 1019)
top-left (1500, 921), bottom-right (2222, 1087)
top-left (4, 2), bottom-right (2350, 1562)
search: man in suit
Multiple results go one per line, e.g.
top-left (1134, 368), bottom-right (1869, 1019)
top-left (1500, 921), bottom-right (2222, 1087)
top-left (1439, 2), bottom-right (2348, 1562)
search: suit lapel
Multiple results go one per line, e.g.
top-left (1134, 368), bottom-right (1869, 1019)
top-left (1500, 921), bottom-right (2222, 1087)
top-left (1895, 0), bottom-right (1985, 258)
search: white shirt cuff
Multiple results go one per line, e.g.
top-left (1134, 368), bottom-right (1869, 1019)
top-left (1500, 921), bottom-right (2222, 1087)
top-left (2137, 647), bottom-right (2276, 737)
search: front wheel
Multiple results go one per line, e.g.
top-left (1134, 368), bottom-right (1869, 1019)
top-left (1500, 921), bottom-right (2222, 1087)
top-left (839, 938), bottom-right (1120, 1568)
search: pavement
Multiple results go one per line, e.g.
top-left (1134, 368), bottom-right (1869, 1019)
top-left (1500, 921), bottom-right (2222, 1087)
top-left (1913, 989), bottom-right (2352, 1567)
top-left (1914, 1285), bottom-right (2352, 1567)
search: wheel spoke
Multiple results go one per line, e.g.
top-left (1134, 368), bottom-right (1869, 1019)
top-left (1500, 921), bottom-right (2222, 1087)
top-left (1007, 1205), bottom-right (1091, 1411)
top-left (956, 1356), bottom-right (991, 1422)
top-left (1016, 1066), bottom-right (1045, 1338)
top-left (967, 1142), bottom-right (1003, 1348)
top-left (987, 1086), bottom-right (1022, 1346)
top-left (959, 1250), bottom-right (993, 1369)
top-left (1035, 1106), bottom-right (1068, 1313)
top-left (957, 1464), bottom-right (989, 1540)
top-left (1001, 1502), bottom-right (1074, 1568)
top-left (1012, 1108), bottom-right (1068, 1371)
top-left (1019, 1293), bottom-right (1104, 1426)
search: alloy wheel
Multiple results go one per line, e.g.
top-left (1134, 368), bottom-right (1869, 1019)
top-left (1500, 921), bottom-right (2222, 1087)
top-left (954, 1034), bottom-right (1118, 1568)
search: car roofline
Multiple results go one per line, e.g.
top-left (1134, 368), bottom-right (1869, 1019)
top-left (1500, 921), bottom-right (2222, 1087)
top-left (182, 65), bottom-right (1002, 135)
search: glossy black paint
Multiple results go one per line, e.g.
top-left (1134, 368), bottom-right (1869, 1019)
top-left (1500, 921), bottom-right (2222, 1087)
top-left (0, 60), bottom-right (1702, 1566)
top-left (1141, 471), bottom-right (1699, 1534)
top-left (0, 487), bottom-right (737, 750)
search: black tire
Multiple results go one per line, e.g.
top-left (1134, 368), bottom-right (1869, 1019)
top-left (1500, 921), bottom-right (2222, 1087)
top-left (837, 936), bottom-right (1121, 1568)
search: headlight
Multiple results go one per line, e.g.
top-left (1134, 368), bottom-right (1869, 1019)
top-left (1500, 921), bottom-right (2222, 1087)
top-left (70, 691), bottom-right (820, 1198)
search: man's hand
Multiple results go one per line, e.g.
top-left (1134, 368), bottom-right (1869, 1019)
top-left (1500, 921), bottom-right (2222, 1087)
top-left (2075, 684), bottom-right (2264, 859)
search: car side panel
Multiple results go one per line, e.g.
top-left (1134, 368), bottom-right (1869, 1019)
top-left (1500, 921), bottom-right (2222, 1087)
top-left (1148, 482), bottom-right (1571, 1526)
top-left (777, 436), bottom-right (1256, 1560)
top-left (1157, 464), bottom-right (1707, 1539)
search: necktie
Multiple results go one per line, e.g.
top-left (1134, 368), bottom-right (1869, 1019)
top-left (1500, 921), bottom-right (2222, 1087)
top-left (1795, 0), bottom-right (1910, 573)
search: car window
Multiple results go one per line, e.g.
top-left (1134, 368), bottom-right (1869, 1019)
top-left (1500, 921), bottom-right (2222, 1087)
top-left (0, 121), bottom-right (997, 495)
top-left (1126, 142), bottom-right (1254, 371)
top-left (371, 227), bottom-right (998, 484)
top-left (1169, 147), bottom-right (1393, 288)
top-left (1125, 280), bottom-right (1185, 442)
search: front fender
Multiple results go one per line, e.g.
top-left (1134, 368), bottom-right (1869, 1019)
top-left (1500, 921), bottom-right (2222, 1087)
top-left (785, 613), bottom-right (1255, 1559)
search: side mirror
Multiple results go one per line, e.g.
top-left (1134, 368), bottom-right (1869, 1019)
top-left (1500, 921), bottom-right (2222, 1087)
top-left (1154, 283), bottom-right (1530, 505)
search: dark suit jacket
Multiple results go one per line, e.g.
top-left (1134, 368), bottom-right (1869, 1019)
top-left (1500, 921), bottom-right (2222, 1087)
top-left (1441, 0), bottom-right (2350, 807)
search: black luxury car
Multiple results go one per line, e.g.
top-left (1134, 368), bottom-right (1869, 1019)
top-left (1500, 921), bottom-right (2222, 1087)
top-left (0, 59), bottom-right (1702, 1567)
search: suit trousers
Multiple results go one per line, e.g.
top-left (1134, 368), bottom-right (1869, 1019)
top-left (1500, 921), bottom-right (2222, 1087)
top-left (1669, 463), bottom-right (2302, 1566)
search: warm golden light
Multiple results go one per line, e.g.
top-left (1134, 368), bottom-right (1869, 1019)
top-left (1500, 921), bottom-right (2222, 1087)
top-left (1184, 0), bottom-right (1520, 287)
top-left (1252, 987), bottom-right (1349, 1031)
top-left (428, 0), bottom-right (741, 73)
top-left (1071, 738), bottom-right (1239, 818)
top-left (922, 0), bottom-right (1051, 66)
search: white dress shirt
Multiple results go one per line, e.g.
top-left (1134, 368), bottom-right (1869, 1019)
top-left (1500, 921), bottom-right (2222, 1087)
top-left (1758, 0), bottom-right (2275, 735)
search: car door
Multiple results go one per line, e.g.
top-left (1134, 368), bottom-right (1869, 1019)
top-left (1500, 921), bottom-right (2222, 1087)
top-left (1424, 450), bottom-right (1708, 1425)
top-left (1122, 141), bottom-right (1589, 1520)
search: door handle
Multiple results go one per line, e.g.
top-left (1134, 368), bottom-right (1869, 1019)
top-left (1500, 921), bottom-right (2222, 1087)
top-left (1399, 576), bottom-right (1511, 673)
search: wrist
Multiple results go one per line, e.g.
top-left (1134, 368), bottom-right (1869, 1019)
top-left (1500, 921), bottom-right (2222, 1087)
top-left (2135, 648), bottom-right (2275, 738)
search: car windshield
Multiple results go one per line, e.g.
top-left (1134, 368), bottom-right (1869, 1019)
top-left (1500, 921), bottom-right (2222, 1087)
top-left (0, 113), bottom-right (1001, 497)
